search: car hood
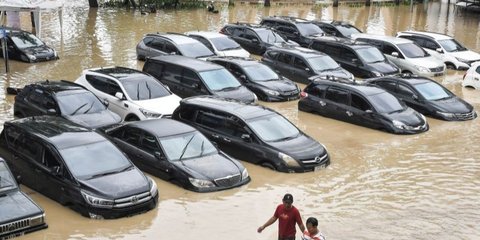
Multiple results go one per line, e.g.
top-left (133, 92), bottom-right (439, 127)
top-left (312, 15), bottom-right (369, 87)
top-left (271, 40), bottom-right (299, 48)
top-left (80, 168), bottom-right (149, 199)
top-left (428, 97), bottom-right (474, 113)
top-left (0, 191), bottom-right (43, 224)
top-left (450, 50), bottom-right (480, 61)
top-left (134, 94), bottom-right (182, 115)
top-left (369, 61), bottom-right (399, 74)
top-left (173, 153), bottom-right (242, 180)
top-left (315, 68), bottom-right (353, 79)
top-left (254, 79), bottom-right (298, 92)
top-left (267, 133), bottom-right (326, 160)
top-left (407, 55), bottom-right (444, 68)
top-left (64, 110), bottom-right (121, 129)
top-left (213, 86), bottom-right (256, 103)
top-left (383, 107), bottom-right (425, 126)
top-left (217, 49), bottom-right (250, 58)
top-left (22, 46), bottom-right (54, 55)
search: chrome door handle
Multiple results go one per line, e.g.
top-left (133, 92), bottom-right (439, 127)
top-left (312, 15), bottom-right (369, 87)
top-left (223, 138), bottom-right (231, 142)
top-left (212, 134), bottom-right (220, 139)
top-left (346, 111), bottom-right (353, 117)
top-left (319, 101), bottom-right (326, 106)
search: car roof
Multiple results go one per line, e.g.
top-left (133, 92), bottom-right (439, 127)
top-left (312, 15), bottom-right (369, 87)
top-left (185, 31), bottom-right (227, 39)
top-left (353, 33), bottom-right (413, 44)
top-left (180, 96), bottom-right (276, 121)
top-left (225, 22), bottom-right (269, 31)
top-left (125, 118), bottom-right (195, 138)
top-left (398, 31), bottom-right (451, 40)
top-left (87, 66), bottom-right (150, 80)
top-left (268, 46), bottom-right (326, 58)
top-left (262, 16), bottom-right (312, 24)
top-left (312, 36), bottom-right (371, 49)
top-left (2, 27), bottom-right (33, 36)
top-left (28, 80), bottom-right (87, 94)
top-left (6, 116), bottom-right (106, 150)
top-left (313, 79), bottom-right (385, 96)
top-left (369, 75), bottom-right (433, 85)
top-left (208, 56), bottom-right (259, 67)
top-left (145, 32), bottom-right (200, 44)
top-left (148, 55), bottom-right (223, 71)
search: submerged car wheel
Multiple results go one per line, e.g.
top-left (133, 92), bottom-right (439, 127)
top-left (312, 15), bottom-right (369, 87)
top-left (125, 115), bottom-right (140, 121)
top-left (261, 162), bottom-right (276, 171)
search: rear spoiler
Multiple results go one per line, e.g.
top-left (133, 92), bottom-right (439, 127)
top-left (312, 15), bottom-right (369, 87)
top-left (6, 87), bottom-right (23, 95)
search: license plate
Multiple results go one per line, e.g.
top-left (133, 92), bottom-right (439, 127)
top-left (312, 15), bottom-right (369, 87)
top-left (314, 164), bottom-right (326, 171)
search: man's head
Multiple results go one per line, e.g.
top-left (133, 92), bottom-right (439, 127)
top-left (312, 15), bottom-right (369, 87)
top-left (282, 193), bottom-right (293, 209)
top-left (306, 217), bottom-right (319, 234)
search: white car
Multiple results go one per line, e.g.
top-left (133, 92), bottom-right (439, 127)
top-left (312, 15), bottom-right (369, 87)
top-left (75, 66), bottom-right (181, 121)
top-left (352, 33), bottom-right (446, 78)
top-left (463, 62), bottom-right (480, 89)
top-left (397, 31), bottom-right (480, 70)
top-left (185, 31), bottom-right (250, 58)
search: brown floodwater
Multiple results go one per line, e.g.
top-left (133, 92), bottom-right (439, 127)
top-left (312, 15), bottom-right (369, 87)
top-left (2, 1), bottom-right (480, 239)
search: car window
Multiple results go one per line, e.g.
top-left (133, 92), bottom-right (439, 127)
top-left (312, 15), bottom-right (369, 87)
top-left (57, 91), bottom-right (105, 115)
top-left (229, 64), bottom-right (245, 78)
top-left (140, 132), bottom-right (160, 154)
top-left (382, 44), bottom-right (400, 56)
top-left (199, 68), bottom-right (241, 91)
top-left (397, 43), bottom-right (429, 58)
top-left (308, 56), bottom-right (340, 72)
top-left (42, 147), bottom-right (62, 170)
top-left (476, 66), bottom-right (480, 74)
top-left (325, 87), bottom-right (349, 105)
top-left (256, 29), bottom-right (286, 44)
top-left (246, 113), bottom-right (299, 142)
top-left (4, 127), bottom-right (21, 149)
top-left (164, 42), bottom-right (179, 55)
top-left (10, 32), bottom-right (44, 49)
top-left (142, 36), bottom-right (154, 46)
top-left (86, 75), bottom-right (123, 96)
top-left (278, 53), bottom-right (293, 64)
top-left (158, 63), bottom-right (182, 83)
top-left (182, 69), bottom-right (203, 88)
top-left (321, 25), bottom-right (336, 35)
top-left (335, 25), bottom-right (361, 38)
top-left (120, 127), bottom-right (142, 145)
top-left (338, 48), bottom-right (357, 63)
top-left (190, 36), bottom-right (214, 51)
top-left (240, 29), bottom-right (258, 41)
top-left (147, 38), bottom-right (164, 51)
top-left (0, 161), bottom-right (17, 191)
top-left (178, 42), bottom-right (214, 58)
top-left (412, 82), bottom-right (452, 101)
top-left (295, 23), bottom-right (323, 37)
top-left (159, 131), bottom-right (217, 161)
top-left (27, 89), bottom-right (52, 108)
top-left (397, 83), bottom-right (416, 97)
top-left (356, 47), bottom-right (386, 64)
top-left (438, 39), bottom-right (467, 52)
top-left (423, 39), bottom-right (440, 50)
top-left (351, 93), bottom-right (372, 111)
top-left (367, 92), bottom-right (405, 114)
top-left (243, 64), bottom-right (278, 82)
top-left (175, 105), bottom-right (196, 121)
top-left (373, 80), bottom-right (397, 92)
top-left (210, 36), bottom-right (240, 51)
top-left (121, 76), bottom-right (171, 100)
top-left (294, 57), bottom-right (308, 69)
top-left (265, 50), bottom-right (279, 59)
top-left (195, 111), bottom-right (235, 136)
top-left (229, 27), bottom-right (243, 37)
top-left (305, 84), bottom-right (326, 98)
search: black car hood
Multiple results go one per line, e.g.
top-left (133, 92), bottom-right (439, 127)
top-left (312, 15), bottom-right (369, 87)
top-left (0, 191), bottom-right (43, 224)
top-left (428, 97), bottom-right (474, 113)
top-left (267, 134), bottom-right (325, 160)
top-left (22, 46), bottom-right (53, 56)
top-left (214, 86), bottom-right (256, 103)
top-left (384, 107), bottom-right (425, 125)
top-left (64, 110), bottom-right (121, 129)
top-left (369, 61), bottom-right (398, 74)
top-left (316, 68), bottom-right (352, 79)
top-left (254, 79), bottom-right (297, 92)
top-left (80, 168), bottom-right (149, 198)
top-left (173, 153), bottom-right (241, 180)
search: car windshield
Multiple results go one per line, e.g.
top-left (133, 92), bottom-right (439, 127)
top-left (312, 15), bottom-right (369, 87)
top-left (296, 23), bottom-right (323, 37)
top-left (256, 29), bottom-right (286, 44)
top-left (57, 91), bottom-right (106, 116)
top-left (0, 162), bottom-right (17, 192)
top-left (122, 76), bottom-right (171, 100)
top-left (210, 36), bottom-right (241, 51)
top-left (160, 131), bottom-right (217, 161)
top-left (199, 68), bottom-right (242, 91)
top-left (247, 114), bottom-right (299, 142)
top-left (367, 92), bottom-right (405, 114)
top-left (438, 39), bottom-right (467, 52)
top-left (10, 33), bottom-right (45, 49)
top-left (179, 42), bottom-right (215, 58)
top-left (357, 47), bottom-right (386, 63)
top-left (413, 82), bottom-right (452, 101)
top-left (335, 25), bottom-right (361, 37)
top-left (397, 43), bottom-right (429, 58)
top-left (59, 140), bottom-right (132, 180)
top-left (243, 64), bottom-right (279, 81)
top-left (308, 56), bottom-right (341, 72)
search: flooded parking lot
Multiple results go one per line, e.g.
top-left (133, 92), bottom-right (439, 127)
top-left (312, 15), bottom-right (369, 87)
top-left (1, 1), bottom-right (480, 239)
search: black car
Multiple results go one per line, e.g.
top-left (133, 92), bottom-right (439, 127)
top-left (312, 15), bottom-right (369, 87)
top-left (262, 46), bottom-right (354, 84)
top-left (207, 56), bottom-right (300, 102)
top-left (312, 20), bottom-right (362, 39)
top-left (260, 16), bottom-right (325, 47)
top-left (0, 116), bottom-right (159, 219)
top-left (105, 119), bottom-right (250, 192)
top-left (0, 27), bottom-right (58, 63)
top-left (173, 96), bottom-right (330, 173)
top-left (298, 77), bottom-right (429, 134)
top-left (13, 80), bottom-right (121, 129)
top-left (365, 74), bottom-right (477, 121)
top-left (309, 37), bottom-right (400, 78)
top-left (143, 55), bottom-right (257, 103)
top-left (219, 23), bottom-right (298, 55)
top-left (0, 158), bottom-right (48, 239)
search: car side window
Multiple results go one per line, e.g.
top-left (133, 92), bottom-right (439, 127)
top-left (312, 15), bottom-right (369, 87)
top-left (310, 41), bottom-right (324, 52)
top-left (195, 111), bottom-right (235, 136)
top-left (476, 66), bottom-right (480, 74)
top-left (374, 81), bottom-right (397, 92)
top-left (323, 26), bottom-right (337, 35)
top-left (226, 118), bottom-right (249, 138)
top-left (192, 36), bottom-right (214, 51)
top-left (350, 93), bottom-right (372, 111)
top-left (325, 87), bottom-right (349, 105)
top-left (242, 29), bottom-right (258, 41)
top-left (265, 50), bottom-right (279, 59)
top-left (182, 69), bottom-right (202, 88)
top-left (142, 36), bottom-right (154, 46)
top-left (339, 48), bottom-right (357, 63)
top-left (176, 106), bottom-right (197, 121)
top-left (42, 147), bottom-right (61, 170)
top-left (148, 38), bottom-right (164, 51)
top-left (423, 39), bottom-right (440, 50)
top-left (26, 89), bottom-right (46, 107)
top-left (229, 64), bottom-right (244, 78)
top-left (140, 132), bottom-right (159, 155)
top-left (21, 136), bottom-right (42, 161)
top-left (278, 53), bottom-right (292, 64)
top-left (397, 83), bottom-right (415, 98)
top-left (306, 85), bottom-right (326, 98)
top-left (4, 127), bottom-right (21, 149)
top-left (86, 75), bottom-right (123, 96)
top-left (161, 64), bottom-right (183, 84)
top-left (164, 42), bottom-right (179, 55)
top-left (383, 44), bottom-right (403, 58)
top-left (293, 57), bottom-right (308, 69)
top-left (229, 27), bottom-right (243, 37)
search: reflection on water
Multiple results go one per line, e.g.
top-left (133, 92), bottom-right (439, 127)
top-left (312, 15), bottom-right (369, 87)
top-left (3, 1), bottom-right (480, 240)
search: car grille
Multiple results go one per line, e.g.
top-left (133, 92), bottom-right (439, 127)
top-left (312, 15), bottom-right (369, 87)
top-left (455, 111), bottom-right (476, 120)
top-left (114, 191), bottom-right (152, 208)
top-left (300, 153), bottom-right (329, 167)
top-left (0, 218), bottom-right (30, 235)
top-left (429, 66), bottom-right (444, 72)
top-left (214, 174), bottom-right (241, 187)
top-left (281, 90), bottom-right (299, 96)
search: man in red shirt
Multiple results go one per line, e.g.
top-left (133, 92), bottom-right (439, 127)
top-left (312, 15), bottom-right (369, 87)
top-left (257, 193), bottom-right (306, 240)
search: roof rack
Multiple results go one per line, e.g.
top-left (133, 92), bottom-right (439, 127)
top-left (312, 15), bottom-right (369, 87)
top-left (310, 75), bottom-right (355, 84)
top-left (210, 56), bottom-right (256, 61)
top-left (233, 22), bottom-right (262, 28)
top-left (270, 15), bottom-right (310, 23)
top-left (165, 32), bottom-right (188, 36)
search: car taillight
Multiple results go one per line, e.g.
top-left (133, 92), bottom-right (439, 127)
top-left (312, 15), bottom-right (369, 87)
top-left (463, 72), bottom-right (467, 80)
top-left (219, 28), bottom-right (225, 34)
top-left (300, 91), bottom-right (308, 98)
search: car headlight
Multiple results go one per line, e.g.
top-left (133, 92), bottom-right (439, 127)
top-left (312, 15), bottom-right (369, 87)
top-left (455, 57), bottom-right (469, 63)
top-left (30, 213), bottom-right (45, 226)
top-left (149, 177), bottom-right (158, 197)
top-left (53, 49), bottom-right (58, 57)
top-left (392, 120), bottom-right (406, 129)
top-left (81, 191), bottom-right (114, 208)
top-left (436, 111), bottom-right (455, 118)
top-left (414, 65), bottom-right (429, 72)
top-left (253, 93), bottom-right (258, 103)
top-left (372, 71), bottom-right (383, 77)
top-left (139, 108), bottom-right (162, 118)
top-left (26, 54), bottom-right (37, 61)
top-left (264, 89), bottom-right (280, 96)
top-left (241, 168), bottom-right (249, 180)
top-left (278, 152), bottom-right (300, 167)
top-left (188, 177), bottom-right (215, 188)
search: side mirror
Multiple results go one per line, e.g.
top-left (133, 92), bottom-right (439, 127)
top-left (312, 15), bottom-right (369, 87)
top-left (16, 175), bottom-right (22, 184)
top-left (115, 92), bottom-right (125, 100)
top-left (211, 141), bottom-right (218, 148)
top-left (412, 94), bottom-right (419, 101)
top-left (170, 52), bottom-right (177, 55)
top-left (154, 152), bottom-right (166, 161)
top-left (241, 134), bottom-right (252, 142)
top-left (103, 99), bottom-right (109, 107)
top-left (391, 52), bottom-right (399, 58)
top-left (305, 67), bottom-right (311, 72)
top-left (192, 83), bottom-right (200, 89)
top-left (51, 166), bottom-right (62, 176)
top-left (239, 75), bottom-right (247, 81)
top-left (365, 109), bottom-right (373, 113)
top-left (352, 59), bottom-right (359, 65)
top-left (46, 108), bottom-right (57, 115)
top-left (436, 48), bottom-right (444, 54)
top-left (251, 38), bottom-right (259, 43)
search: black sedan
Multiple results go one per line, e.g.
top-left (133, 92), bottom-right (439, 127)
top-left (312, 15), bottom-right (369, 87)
top-left (208, 57), bottom-right (300, 101)
top-left (366, 75), bottom-right (477, 121)
top-left (298, 77), bottom-right (429, 134)
top-left (105, 119), bottom-right (250, 192)
top-left (0, 27), bottom-right (58, 63)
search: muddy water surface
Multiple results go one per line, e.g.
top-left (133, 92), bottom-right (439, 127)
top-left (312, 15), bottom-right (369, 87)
top-left (2, 1), bottom-right (480, 239)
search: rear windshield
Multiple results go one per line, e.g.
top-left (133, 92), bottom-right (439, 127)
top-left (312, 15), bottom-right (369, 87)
top-left (122, 76), bottom-right (171, 100)
top-left (179, 42), bottom-right (215, 58)
top-left (210, 37), bottom-right (241, 51)
top-left (397, 43), bottom-right (429, 58)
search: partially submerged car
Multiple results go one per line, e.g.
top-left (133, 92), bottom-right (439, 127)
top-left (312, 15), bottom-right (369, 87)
top-left (462, 62), bottom-right (480, 89)
top-left (0, 158), bottom-right (48, 239)
top-left (105, 119), bottom-right (250, 192)
top-left (0, 27), bottom-right (58, 63)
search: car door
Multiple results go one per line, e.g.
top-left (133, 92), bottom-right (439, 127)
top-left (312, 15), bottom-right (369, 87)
top-left (182, 68), bottom-right (210, 97)
top-left (138, 131), bottom-right (173, 180)
top-left (22, 89), bottom-right (56, 116)
top-left (242, 29), bottom-right (263, 54)
top-left (146, 37), bottom-right (167, 57)
top-left (293, 56), bottom-right (314, 84)
top-left (348, 92), bottom-right (382, 129)
top-left (216, 116), bottom-right (260, 163)
top-left (303, 84), bottom-right (328, 114)
top-left (337, 47), bottom-right (364, 77)
top-left (323, 87), bottom-right (350, 121)
top-left (382, 43), bottom-right (409, 72)
top-left (397, 82), bottom-right (429, 114)
top-left (274, 53), bottom-right (295, 81)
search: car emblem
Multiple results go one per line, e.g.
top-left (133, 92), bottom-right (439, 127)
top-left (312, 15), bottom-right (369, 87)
top-left (315, 156), bottom-right (321, 163)
top-left (131, 196), bottom-right (138, 203)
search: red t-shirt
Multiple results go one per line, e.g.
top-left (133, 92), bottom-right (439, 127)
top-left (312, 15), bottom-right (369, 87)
top-left (274, 204), bottom-right (302, 238)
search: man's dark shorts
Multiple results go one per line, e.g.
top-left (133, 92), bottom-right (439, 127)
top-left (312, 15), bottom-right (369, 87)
top-left (279, 237), bottom-right (295, 240)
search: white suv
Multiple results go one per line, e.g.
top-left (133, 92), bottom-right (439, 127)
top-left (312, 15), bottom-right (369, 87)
top-left (185, 31), bottom-right (250, 58)
top-left (352, 33), bottom-right (446, 78)
top-left (463, 62), bottom-right (480, 89)
top-left (397, 31), bottom-right (480, 70)
top-left (75, 66), bottom-right (181, 121)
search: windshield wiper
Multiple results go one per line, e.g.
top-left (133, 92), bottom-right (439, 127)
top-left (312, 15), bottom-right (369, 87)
top-left (217, 86), bottom-right (240, 91)
top-left (88, 165), bottom-right (133, 179)
top-left (136, 82), bottom-right (140, 100)
top-left (145, 82), bottom-right (152, 99)
top-left (83, 101), bottom-right (95, 114)
top-left (71, 103), bottom-right (88, 115)
top-left (435, 96), bottom-right (452, 101)
top-left (178, 134), bottom-right (196, 162)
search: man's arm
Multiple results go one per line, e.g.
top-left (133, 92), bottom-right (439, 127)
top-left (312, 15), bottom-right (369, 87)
top-left (295, 209), bottom-right (306, 233)
top-left (257, 216), bottom-right (278, 233)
